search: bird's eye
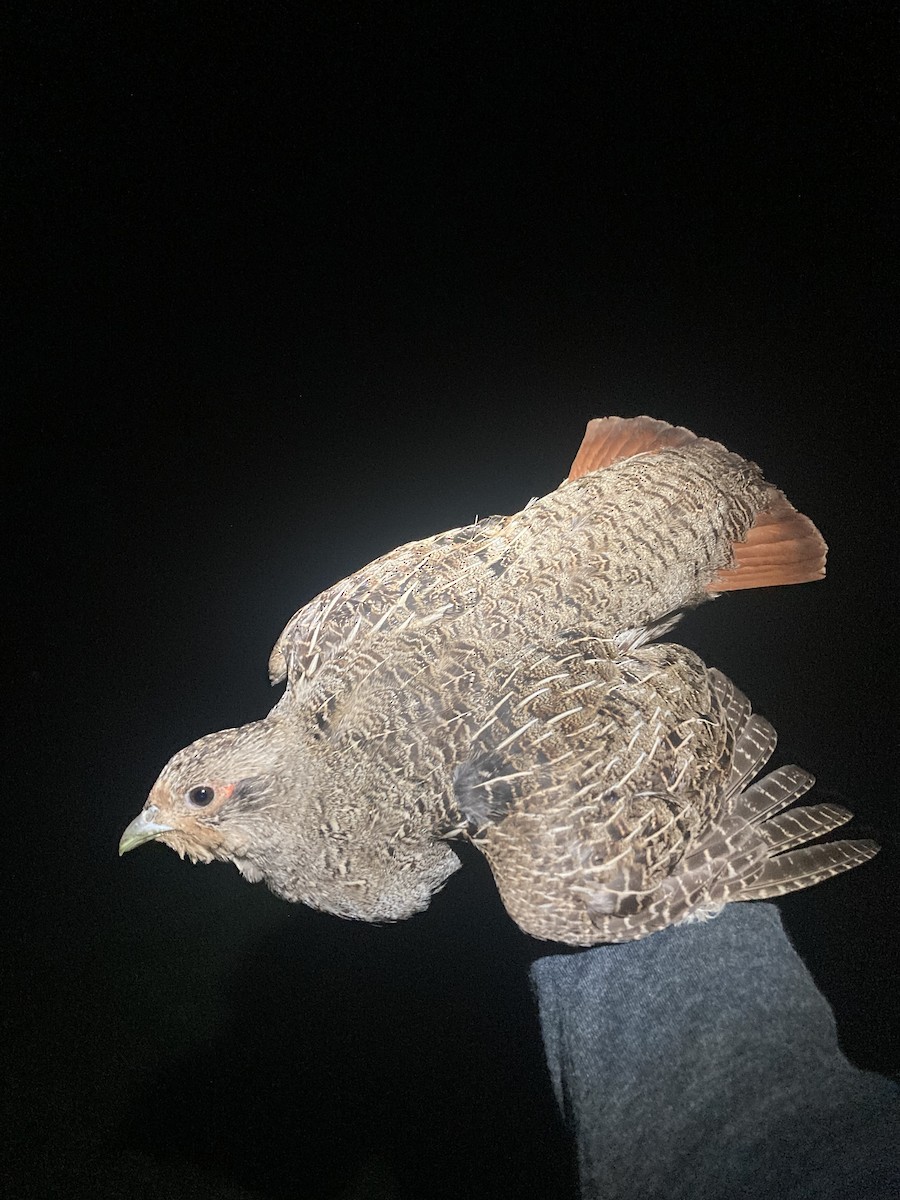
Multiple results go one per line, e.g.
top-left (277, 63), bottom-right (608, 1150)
top-left (187, 785), bottom-right (216, 807)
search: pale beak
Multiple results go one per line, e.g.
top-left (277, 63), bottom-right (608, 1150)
top-left (118, 805), bottom-right (174, 856)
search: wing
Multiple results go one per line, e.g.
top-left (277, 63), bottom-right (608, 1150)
top-left (444, 639), bottom-right (728, 943)
top-left (268, 515), bottom-right (512, 689)
top-left (446, 642), bottom-right (876, 944)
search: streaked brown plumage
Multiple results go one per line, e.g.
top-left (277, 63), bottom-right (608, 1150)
top-left (120, 416), bottom-right (877, 943)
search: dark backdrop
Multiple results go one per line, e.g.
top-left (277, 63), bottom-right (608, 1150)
top-left (7, 5), bottom-right (897, 1198)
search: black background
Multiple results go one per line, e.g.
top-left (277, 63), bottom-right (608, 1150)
top-left (7, 4), bottom-right (897, 1198)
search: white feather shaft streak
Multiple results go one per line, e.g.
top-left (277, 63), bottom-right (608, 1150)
top-left (470, 692), bottom-right (516, 741)
top-left (514, 686), bottom-right (554, 711)
top-left (492, 718), bottom-right (540, 753)
top-left (544, 705), bottom-right (585, 727)
top-left (469, 770), bottom-right (534, 790)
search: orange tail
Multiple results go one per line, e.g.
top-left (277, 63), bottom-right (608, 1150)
top-left (567, 416), bottom-right (827, 592)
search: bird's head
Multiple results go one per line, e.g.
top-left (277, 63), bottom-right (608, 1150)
top-left (119, 718), bottom-right (296, 884)
top-left (120, 709), bottom-right (463, 919)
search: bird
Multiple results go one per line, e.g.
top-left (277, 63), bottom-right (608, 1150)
top-left (119, 416), bottom-right (878, 943)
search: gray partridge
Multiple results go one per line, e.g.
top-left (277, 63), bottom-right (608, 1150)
top-left (120, 416), bottom-right (877, 943)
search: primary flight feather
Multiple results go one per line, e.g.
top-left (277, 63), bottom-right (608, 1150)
top-left (120, 416), bottom-right (877, 943)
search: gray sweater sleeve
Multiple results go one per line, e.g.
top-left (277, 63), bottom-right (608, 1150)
top-left (529, 903), bottom-right (899, 1200)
